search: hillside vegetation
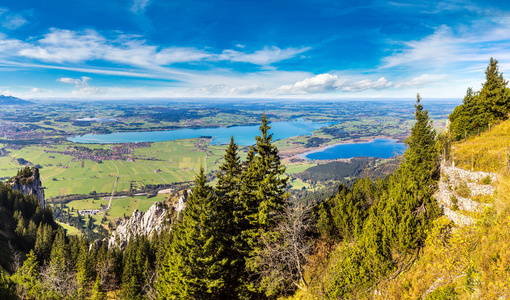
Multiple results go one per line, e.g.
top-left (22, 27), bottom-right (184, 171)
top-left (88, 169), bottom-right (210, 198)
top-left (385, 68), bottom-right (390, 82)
top-left (371, 127), bottom-right (510, 299)
top-left (452, 119), bottom-right (510, 172)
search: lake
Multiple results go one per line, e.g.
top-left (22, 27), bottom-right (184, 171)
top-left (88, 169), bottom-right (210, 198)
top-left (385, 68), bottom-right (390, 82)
top-left (68, 119), bottom-right (335, 145)
top-left (301, 138), bottom-right (406, 160)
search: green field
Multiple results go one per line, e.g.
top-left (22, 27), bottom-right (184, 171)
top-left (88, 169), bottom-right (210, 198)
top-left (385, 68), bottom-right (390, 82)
top-left (0, 139), bottom-right (228, 234)
top-left (0, 139), bottom-right (226, 198)
top-left (65, 194), bottom-right (168, 224)
top-left (285, 162), bottom-right (316, 174)
top-left (56, 221), bottom-right (83, 236)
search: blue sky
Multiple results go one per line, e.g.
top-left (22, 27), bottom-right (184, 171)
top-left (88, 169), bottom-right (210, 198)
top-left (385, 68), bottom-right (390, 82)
top-left (1, 0), bottom-right (510, 100)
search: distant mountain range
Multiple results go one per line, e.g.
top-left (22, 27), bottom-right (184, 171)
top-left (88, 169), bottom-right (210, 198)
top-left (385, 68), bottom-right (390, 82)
top-left (0, 95), bottom-right (33, 105)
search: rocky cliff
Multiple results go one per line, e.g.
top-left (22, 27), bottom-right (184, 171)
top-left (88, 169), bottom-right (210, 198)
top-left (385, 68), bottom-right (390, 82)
top-left (106, 202), bottom-right (170, 249)
top-left (8, 167), bottom-right (45, 209)
top-left (101, 188), bottom-right (190, 250)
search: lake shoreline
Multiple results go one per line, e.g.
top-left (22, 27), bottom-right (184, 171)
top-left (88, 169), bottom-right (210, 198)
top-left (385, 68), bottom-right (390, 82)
top-left (288, 136), bottom-right (406, 161)
top-left (68, 119), bottom-right (336, 145)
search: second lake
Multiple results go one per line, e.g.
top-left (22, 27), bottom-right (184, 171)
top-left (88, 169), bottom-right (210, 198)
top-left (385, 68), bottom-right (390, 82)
top-left (301, 138), bottom-right (406, 160)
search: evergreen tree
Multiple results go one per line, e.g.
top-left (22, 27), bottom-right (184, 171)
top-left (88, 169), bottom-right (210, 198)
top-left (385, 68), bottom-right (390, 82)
top-left (214, 136), bottom-right (246, 296)
top-left (479, 57), bottom-right (510, 121)
top-left (34, 223), bottom-right (54, 262)
top-left (322, 95), bottom-right (441, 298)
top-left (250, 115), bottom-right (289, 228)
top-left (158, 166), bottom-right (228, 299)
top-left (77, 241), bottom-right (96, 295)
top-left (49, 227), bottom-right (68, 270)
top-left (330, 178), bottom-right (376, 240)
top-left (121, 236), bottom-right (151, 299)
top-left (379, 94), bottom-right (440, 254)
top-left (13, 250), bottom-right (41, 299)
top-left (401, 94), bottom-right (440, 188)
top-left (91, 275), bottom-right (105, 300)
top-left (239, 115), bottom-right (290, 296)
top-left (0, 271), bottom-right (16, 300)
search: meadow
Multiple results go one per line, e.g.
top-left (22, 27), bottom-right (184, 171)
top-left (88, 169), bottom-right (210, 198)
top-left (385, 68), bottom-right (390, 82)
top-left (0, 139), bottom-right (226, 198)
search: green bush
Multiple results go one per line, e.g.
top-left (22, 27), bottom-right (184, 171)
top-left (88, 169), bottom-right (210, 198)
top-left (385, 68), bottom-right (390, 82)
top-left (455, 182), bottom-right (471, 198)
top-left (425, 284), bottom-right (458, 300)
top-left (481, 175), bottom-right (492, 185)
top-left (450, 194), bottom-right (459, 210)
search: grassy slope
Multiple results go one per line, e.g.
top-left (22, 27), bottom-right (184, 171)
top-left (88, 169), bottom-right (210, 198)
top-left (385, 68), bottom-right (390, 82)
top-left (452, 120), bottom-right (510, 172)
top-left (374, 120), bottom-right (510, 298)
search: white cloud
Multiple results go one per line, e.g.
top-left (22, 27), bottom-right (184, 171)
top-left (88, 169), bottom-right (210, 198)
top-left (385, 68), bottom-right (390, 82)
top-left (0, 8), bottom-right (28, 30)
top-left (230, 85), bottom-right (263, 95)
top-left (154, 47), bottom-right (211, 65)
top-left (11, 29), bottom-right (308, 70)
top-left (19, 29), bottom-right (104, 63)
top-left (131, 0), bottom-right (151, 14)
top-left (57, 76), bottom-right (104, 95)
top-left (270, 74), bottom-right (394, 95)
top-left (0, 89), bottom-right (12, 96)
top-left (271, 73), bottom-right (348, 94)
top-left (216, 46), bottom-right (311, 65)
top-left (2, 15), bottom-right (27, 30)
top-left (382, 25), bottom-right (459, 68)
top-left (0, 33), bottom-right (26, 54)
top-left (342, 77), bottom-right (393, 92)
top-left (57, 76), bottom-right (89, 85)
top-left (191, 84), bottom-right (228, 96)
top-left (381, 18), bottom-right (510, 70)
top-left (394, 74), bottom-right (447, 88)
top-left (30, 87), bottom-right (40, 93)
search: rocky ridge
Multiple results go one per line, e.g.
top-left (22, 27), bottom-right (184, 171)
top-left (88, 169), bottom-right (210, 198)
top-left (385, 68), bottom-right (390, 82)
top-left (8, 167), bottom-right (45, 209)
top-left (106, 202), bottom-right (169, 249)
top-left (104, 189), bottom-right (190, 250)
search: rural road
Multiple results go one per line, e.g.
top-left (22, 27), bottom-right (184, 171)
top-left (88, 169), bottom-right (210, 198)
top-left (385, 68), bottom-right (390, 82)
top-left (107, 161), bottom-right (119, 210)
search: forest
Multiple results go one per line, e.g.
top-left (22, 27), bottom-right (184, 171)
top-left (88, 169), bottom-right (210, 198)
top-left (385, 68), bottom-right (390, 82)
top-left (0, 58), bottom-right (509, 299)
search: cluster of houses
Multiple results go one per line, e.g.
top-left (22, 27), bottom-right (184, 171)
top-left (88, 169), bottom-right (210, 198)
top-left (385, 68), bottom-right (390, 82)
top-left (44, 142), bottom-right (152, 163)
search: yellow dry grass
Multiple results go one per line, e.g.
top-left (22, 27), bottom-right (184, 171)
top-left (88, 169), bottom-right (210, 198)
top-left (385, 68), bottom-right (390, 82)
top-left (452, 120), bottom-right (510, 172)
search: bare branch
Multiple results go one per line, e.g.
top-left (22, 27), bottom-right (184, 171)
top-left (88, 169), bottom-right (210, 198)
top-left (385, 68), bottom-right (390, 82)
top-left (254, 204), bottom-right (315, 296)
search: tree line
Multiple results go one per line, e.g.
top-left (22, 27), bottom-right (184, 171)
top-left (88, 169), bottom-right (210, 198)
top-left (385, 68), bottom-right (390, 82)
top-left (449, 58), bottom-right (510, 140)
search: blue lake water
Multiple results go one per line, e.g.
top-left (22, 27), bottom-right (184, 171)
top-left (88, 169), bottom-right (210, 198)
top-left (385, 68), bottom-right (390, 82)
top-left (302, 138), bottom-right (406, 160)
top-left (68, 119), bottom-right (335, 146)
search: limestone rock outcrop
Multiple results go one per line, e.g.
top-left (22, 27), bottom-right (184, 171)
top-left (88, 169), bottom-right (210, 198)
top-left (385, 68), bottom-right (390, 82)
top-left (8, 167), bottom-right (45, 208)
top-left (434, 161), bottom-right (497, 226)
top-left (107, 201), bottom-right (169, 249)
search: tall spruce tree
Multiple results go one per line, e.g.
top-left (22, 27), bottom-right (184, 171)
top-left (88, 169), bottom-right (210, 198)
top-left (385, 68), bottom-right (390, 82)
top-left (91, 275), bottom-right (105, 300)
top-left (13, 250), bottom-right (41, 299)
top-left (480, 57), bottom-right (510, 121)
top-left (158, 166), bottom-right (229, 299)
top-left (215, 136), bottom-right (242, 234)
top-left (401, 94), bottom-right (439, 188)
top-left (324, 95), bottom-right (441, 298)
top-left (379, 94), bottom-right (440, 254)
top-left (240, 115), bottom-right (289, 296)
top-left (214, 136), bottom-right (247, 297)
top-left (249, 114), bottom-right (289, 228)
